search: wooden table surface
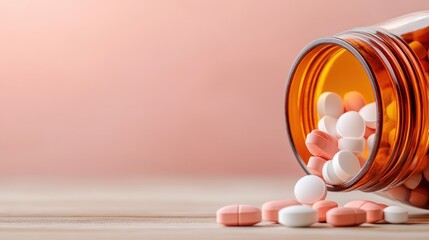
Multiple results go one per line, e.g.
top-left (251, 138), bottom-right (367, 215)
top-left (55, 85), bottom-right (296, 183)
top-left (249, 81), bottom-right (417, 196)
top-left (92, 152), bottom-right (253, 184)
top-left (0, 177), bottom-right (428, 239)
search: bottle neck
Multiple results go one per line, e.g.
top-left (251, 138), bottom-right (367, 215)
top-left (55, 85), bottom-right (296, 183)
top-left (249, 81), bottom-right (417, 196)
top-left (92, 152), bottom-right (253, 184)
top-left (285, 28), bottom-right (429, 192)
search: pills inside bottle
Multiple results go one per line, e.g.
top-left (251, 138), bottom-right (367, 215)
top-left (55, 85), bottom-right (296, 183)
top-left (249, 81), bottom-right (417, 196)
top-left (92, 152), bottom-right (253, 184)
top-left (285, 11), bottom-right (429, 209)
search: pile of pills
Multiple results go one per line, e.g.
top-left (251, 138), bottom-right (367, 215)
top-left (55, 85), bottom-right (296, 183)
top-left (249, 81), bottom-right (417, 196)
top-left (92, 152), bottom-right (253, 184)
top-left (215, 90), bottom-right (420, 227)
top-left (216, 175), bottom-right (409, 227)
top-left (307, 91), bottom-right (376, 185)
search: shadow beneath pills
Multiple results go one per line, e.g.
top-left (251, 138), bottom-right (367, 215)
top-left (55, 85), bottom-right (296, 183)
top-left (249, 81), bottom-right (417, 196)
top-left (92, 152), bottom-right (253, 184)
top-left (309, 224), bottom-right (378, 229)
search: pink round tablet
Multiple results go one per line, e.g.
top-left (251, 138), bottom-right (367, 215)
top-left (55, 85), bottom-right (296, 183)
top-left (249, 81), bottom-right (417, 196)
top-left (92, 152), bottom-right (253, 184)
top-left (216, 204), bottom-right (261, 226)
top-left (343, 91), bottom-right (366, 112)
top-left (261, 199), bottom-right (301, 223)
top-left (326, 207), bottom-right (366, 227)
top-left (312, 200), bottom-right (338, 222)
top-left (360, 202), bottom-right (384, 223)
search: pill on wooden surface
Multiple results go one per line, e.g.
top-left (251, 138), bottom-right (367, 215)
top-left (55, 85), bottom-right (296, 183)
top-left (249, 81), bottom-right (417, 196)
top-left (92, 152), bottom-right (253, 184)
top-left (367, 134), bottom-right (376, 152)
top-left (383, 206), bottom-right (408, 224)
top-left (338, 137), bottom-right (365, 154)
top-left (305, 132), bottom-right (339, 160)
top-left (332, 150), bottom-right (361, 182)
top-left (409, 41), bottom-right (427, 59)
top-left (364, 126), bottom-right (375, 139)
top-left (359, 102), bottom-right (377, 129)
top-left (378, 203), bottom-right (389, 209)
top-left (343, 200), bottom-right (369, 209)
top-left (294, 175), bottom-right (327, 205)
top-left (403, 173), bottom-right (422, 190)
top-left (322, 160), bottom-right (343, 185)
top-left (311, 130), bottom-right (338, 145)
top-left (386, 101), bottom-right (397, 122)
top-left (326, 207), bottom-right (366, 227)
top-left (317, 92), bottom-right (344, 118)
top-left (408, 187), bottom-right (429, 208)
top-left (336, 111), bottom-right (366, 138)
top-left (318, 116), bottom-right (341, 138)
top-left (343, 91), bottom-right (366, 112)
top-left (307, 156), bottom-right (327, 174)
top-left (278, 205), bottom-right (318, 227)
top-left (360, 202), bottom-right (384, 223)
top-left (261, 200), bottom-right (301, 223)
top-left (344, 200), bottom-right (388, 210)
top-left (312, 200), bottom-right (338, 222)
top-left (216, 204), bottom-right (261, 226)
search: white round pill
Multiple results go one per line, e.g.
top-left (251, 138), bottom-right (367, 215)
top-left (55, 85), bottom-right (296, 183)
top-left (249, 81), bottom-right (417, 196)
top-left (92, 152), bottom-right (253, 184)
top-left (383, 206), bottom-right (408, 224)
top-left (278, 205), bottom-right (317, 227)
top-left (359, 102), bottom-right (377, 129)
top-left (317, 92), bottom-right (344, 118)
top-left (318, 116), bottom-right (340, 138)
top-left (332, 150), bottom-right (361, 182)
top-left (336, 111), bottom-right (366, 138)
top-left (294, 175), bottom-right (327, 205)
top-left (338, 137), bottom-right (365, 154)
top-left (367, 134), bottom-right (376, 152)
top-left (322, 160), bottom-right (343, 185)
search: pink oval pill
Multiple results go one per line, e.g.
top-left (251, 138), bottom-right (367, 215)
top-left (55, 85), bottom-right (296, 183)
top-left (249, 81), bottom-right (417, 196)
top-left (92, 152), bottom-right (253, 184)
top-left (307, 156), bottom-right (327, 174)
top-left (326, 207), bottom-right (366, 227)
top-left (311, 130), bottom-right (338, 145)
top-left (312, 200), bottom-right (338, 222)
top-left (261, 199), bottom-right (301, 223)
top-left (216, 204), bottom-right (261, 226)
top-left (305, 133), bottom-right (339, 160)
top-left (343, 200), bottom-right (369, 209)
top-left (343, 91), bottom-right (366, 112)
top-left (360, 202), bottom-right (384, 223)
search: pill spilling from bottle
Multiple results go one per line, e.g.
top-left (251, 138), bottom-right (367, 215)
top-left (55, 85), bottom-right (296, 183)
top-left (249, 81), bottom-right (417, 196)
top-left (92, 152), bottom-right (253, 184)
top-left (216, 90), bottom-right (417, 227)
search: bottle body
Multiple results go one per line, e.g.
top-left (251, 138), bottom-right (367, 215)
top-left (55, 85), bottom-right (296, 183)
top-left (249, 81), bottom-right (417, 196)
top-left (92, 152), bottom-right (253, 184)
top-left (285, 11), bottom-right (429, 208)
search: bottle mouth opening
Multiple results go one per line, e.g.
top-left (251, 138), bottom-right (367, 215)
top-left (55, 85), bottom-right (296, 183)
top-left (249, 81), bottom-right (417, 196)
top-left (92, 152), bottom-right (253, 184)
top-left (285, 37), bottom-right (383, 191)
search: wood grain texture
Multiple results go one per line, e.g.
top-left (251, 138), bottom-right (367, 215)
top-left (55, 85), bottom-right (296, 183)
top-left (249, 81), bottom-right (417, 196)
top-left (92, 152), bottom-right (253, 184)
top-left (0, 178), bottom-right (427, 239)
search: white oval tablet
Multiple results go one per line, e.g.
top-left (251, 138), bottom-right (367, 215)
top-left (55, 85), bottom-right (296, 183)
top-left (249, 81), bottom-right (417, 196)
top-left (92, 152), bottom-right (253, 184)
top-left (294, 175), bottom-right (327, 205)
top-left (317, 92), bottom-right (344, 118)
top-left (318, 116), bottom-right (340, 138)
top-left (403, 173), bottom-right (422, 190)
top-left (322, 160), bottom-right (343, 185)
top-left (278, 205), bottom-right (317, 227)
top-left (367, 134), bottom-right (376, 152)
top-left (336, 111), bottom-right (366, 138)
top-left (338, 137), bottom-right (365, 154)
top-left (359, 102), bottom-right (377, 129)
top-left (383, 206), bottom-right (408, 224)
top-left (332, 150), bottom-right (361, 182)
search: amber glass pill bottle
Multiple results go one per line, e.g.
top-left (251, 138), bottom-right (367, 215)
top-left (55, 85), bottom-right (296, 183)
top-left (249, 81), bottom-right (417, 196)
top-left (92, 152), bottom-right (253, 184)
top-left (285, 11), bottom-right (429, 209)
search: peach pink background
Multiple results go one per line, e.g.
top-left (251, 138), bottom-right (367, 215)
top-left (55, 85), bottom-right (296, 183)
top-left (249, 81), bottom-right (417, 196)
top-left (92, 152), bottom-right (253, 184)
top-left (0, 0), bottom-right (428, 178)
